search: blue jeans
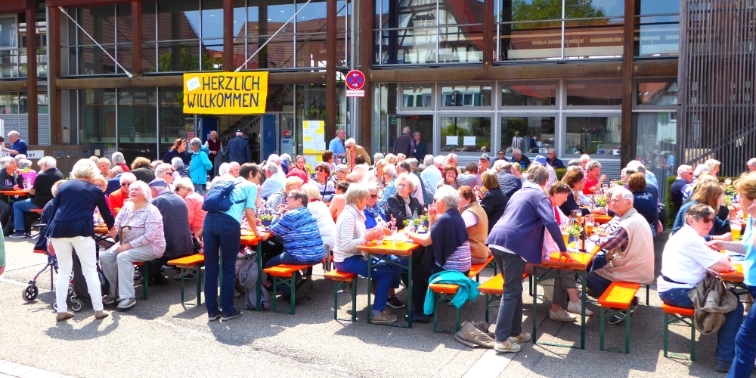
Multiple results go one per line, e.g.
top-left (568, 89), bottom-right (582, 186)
top-left (13, 199), bottom-right (39, 233)
top-left (728, 286), bottom-right (756, 377)
top-left (194, 184), bottom-right (205, 195)
top-left (590, 252), bottom-right (607, 272)
top-left (202, 212), bottom-right (240, 317)
top-left (660, 287), bottom-right (743, 365)
top-left (492, 249), bottom-right (526, 342)
top-left (586, 271), bottom-right (613, 298)
top-left (335, 255), bottom-right (404, 312)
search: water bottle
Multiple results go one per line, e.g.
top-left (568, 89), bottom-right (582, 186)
top-left (411, 209), bottom-right (419, 232)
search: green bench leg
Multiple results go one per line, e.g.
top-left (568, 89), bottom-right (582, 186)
top-left (663, 313), bottom-right (669, 358)
top-left (600, 307), bottom-right (632, 353)
top-left (196, 266), bottom-right (202, 306)
top-left (432, 293), bottom-right (461, 334)
top-left (664, 313), bottom-right (696, 361)
top-left (625, 309), bottom-right (632, 354)
top-left (142, 264), bottom-right (149, 300)
top-left (350, 278), bottom-right (357, 322)
top-left (600, 308), bottom-right (606, 351)
top-left (332, 280), bottom-right (339, 321)
top-left (271, 274), bottom-right (297, 315)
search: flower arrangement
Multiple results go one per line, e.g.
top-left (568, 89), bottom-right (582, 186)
top-left (595, 196), bottom-right (607, 207)
top-left (567, 224), bottom-right (582, 238)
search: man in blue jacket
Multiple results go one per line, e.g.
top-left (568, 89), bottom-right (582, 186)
top-left (227, 130), bottom-right (251, 164)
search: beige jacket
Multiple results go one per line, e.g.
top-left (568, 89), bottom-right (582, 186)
top-left (688, 274), bottom-right (739, 335)
top-left (597, 208), bottom-right (655, 284)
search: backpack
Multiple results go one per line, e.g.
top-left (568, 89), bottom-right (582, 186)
top-left (202, 180), bottom-right (244, 212)
top-left (238, 254), bottom-right (271, 310)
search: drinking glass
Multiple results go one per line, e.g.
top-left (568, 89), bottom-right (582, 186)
top-left (391, 226), bottom-right (398, 245)
top-left (731, 221), bottom-right (742, 241)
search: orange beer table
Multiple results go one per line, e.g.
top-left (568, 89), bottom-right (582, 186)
top-left (357, 239), bottom-right (419, 327)
top-left (532, 243), bottom-right (601, 349)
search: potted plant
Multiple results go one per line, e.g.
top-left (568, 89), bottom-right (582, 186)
top-left (567, 224), bottom-right (582, 246)
top-left (259, 214), bottom-right (274, 227)
top-left (420, 214), bottom-right (430, 228)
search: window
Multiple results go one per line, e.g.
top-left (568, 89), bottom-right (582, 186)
top-left (636, 81), bottom-right (678, 106)
top-left (439, 116), bottom-right (491, 153)
top-left (501, 83), bottom-right (557, 107)
top-left (566, 80), bottom-right (622, 106)
top-left (501, 116), bottom-right (556, 154)
top-left (401, 85), bottom-right (433, 109)
top-left (440, 85), bottom-right (492, 108)
top-left (635, 0), bottom-right (680, 57)
top-left (565, 116), bottom-right (621, 156)
top-left (634, 112), bottom-right (677, 195)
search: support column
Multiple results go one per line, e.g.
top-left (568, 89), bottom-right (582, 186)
top-left (359, 0), bottom-right (373, 147)
top-left (131, 0), bottom-right (142, 76)
top-left (26, 1), bottom-right (38, 145)
top-left (223, 0), bottom-right (233, 71)
top-left (620, 0), bottom-right (636, 167)
top-left (483, 0), bottom-right (494, 67)
top-left (325, 0), bottom-right (337, 141)
top-left (49, 5), bottom-right (62, 146)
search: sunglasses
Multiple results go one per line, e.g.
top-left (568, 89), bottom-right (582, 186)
top-left (701, 216), bottom-right (716, 224)
top-left (370, 194), bottom-right (378, 199)
top-left (121, 183), bottom-right (130, 187)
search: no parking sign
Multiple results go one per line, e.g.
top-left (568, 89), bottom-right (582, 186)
top-left (345, 70), bottom-right (365, 97)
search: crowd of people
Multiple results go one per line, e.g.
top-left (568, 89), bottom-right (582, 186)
top-left (5, 126), bottom-right (756, 376)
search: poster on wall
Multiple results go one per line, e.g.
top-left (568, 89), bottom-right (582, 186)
top-left (182, 72), bottom-right (269, 115)
top-left (303, 120), bottom-right (325, 170)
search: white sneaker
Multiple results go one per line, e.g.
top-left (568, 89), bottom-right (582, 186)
top-left (566, 301), bottom-right (594, 316)
top-left (549, 308), bottom-right (577, 322)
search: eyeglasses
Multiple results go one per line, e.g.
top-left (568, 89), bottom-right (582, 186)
top-left (121, 183), bottom-right (129, 187)
top-left (370, 194), bottom-right (378, 199)
top-left (174, 187), bottom-right (184, 192)
top-left (701, 216), bottom-right (716, 224)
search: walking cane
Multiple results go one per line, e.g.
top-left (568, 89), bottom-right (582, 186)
top-left (114, 226), bottom-right (132, 300)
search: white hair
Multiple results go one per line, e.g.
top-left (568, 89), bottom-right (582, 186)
top-left (218, 162), bottom-right (231, 176)
top-left (335, 164), bottom-right (349, 174)
top-left (174, 177), bottom-right (195, 192)
top-left (613, 187), bottom-right (634, 205)
top-left (374, 153), bottom-right (385, 162)
top-left (71, 159), bottom-right (99, 180)
top-left (189, 137), bottom-right (202, 147)
top-left (580, 154), bottom-right (591, 163)
top-left (677, 164), bottom-right (693, 175)
top-left (119, 172), bottom-right (137, 185)
top-left (693, 164), bottom-right (711, 177)
top-left (112, 152), bottom-right (126, 165)
top-left (344, 138), bottom-right (356, 147)
top-left (748, 159), bottom-right (756, 168)
top-left (0, 156), bottom-right (13, 169)
top-left (434, 185), bottom-right (460, 209)
top-left (264, 162), bottom-right (279, 174)
top-left (7, 130), bottom-right (20, 138)
top-left (18, 159), bottom-right (32, 169)
top-left (586, 160), bottom-right (602, 171)
top-left (171, 157), bottom-right (184, 170)
top-left (446, 153), bottom-right (459, 166)
top-left (626, 160), bottom-right (646, 173)
top-left (155, 163), bottom-right (172, 178)
top-left (433, 155), bottom-right (445, 167)
top-left (38, 156), bottom-right (57, 168)
top-left (129, 181), bottom-right (153, 202)
top-left (704, 159), bottom-right (721, 170)
top-left (268, 154), bottom-right (280, 164)
top-left (383, 164), bottom-right (397, 179)
top-left (423, 155), bottom-right (435, 167)
top-left (511, 148), bottom-right (522, 155)
top-left (14, 154), bottom-right (26, 162)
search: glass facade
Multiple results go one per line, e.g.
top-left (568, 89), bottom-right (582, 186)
top-left (633, 79), bottom-right (678, 195)
top-left (0, 13), bottom-right (47, 79)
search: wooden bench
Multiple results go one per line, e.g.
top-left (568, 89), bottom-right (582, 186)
top-left (597, 282), bottom-right (640, 354)
top-left (662, 303), bottom-right (696, 361)
top-left (468, 255), bottom-right (495, 282)
top-left (30, 208), bottom-right (43, 214)
top-left (428, 283), bottom-right (466, 333)
top-left (324, 269), bottom-right (358, 322)
top-left (478, 272), bottom-right (532, 323)
top-left (133, 261), bottom-right (149, 300)
top-left (168, 254), bottom-right (205, 307)
top-left (263, 262), bottom-right (322, 315)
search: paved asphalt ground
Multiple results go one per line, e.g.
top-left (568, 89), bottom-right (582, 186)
top-left (0, 231), bottom-right (743, 378)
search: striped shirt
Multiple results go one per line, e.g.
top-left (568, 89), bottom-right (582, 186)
top-left (440, 241), bottom-right (472, 273)
top-left (269, 206), bottom-right (324, 263)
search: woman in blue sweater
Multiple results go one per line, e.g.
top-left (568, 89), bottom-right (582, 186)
top-left (672, 182), bottom-right (732, 241)
top-left (627, 173), bottom-right (659, 238)
top-left (188, 138), bottom-right (212, 194)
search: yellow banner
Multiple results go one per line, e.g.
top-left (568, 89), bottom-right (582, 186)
top-left (183, 72), bottom-right (268, 115)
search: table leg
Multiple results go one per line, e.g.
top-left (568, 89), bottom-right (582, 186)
top-left (407, 255), bottom-right (413, 329)
top-left (367, 257), bottom-right (373, 324)
top-left (580, 270), bottom-right (586, 350)
top-left (532, 266), bottom-right (539, 344)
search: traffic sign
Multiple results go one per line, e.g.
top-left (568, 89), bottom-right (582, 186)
top-left (345, 70), bottom-right (365, 90)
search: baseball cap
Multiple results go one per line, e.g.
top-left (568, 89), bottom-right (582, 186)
top-left (148, 178), bottom-right (168, 188)
top-left (534, 155), bottom-right (547, 166)
top-left (479, 154), bottom-right (491, 162)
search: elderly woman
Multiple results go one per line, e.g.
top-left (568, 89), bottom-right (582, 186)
top-left (659, 204), bottom-right (742, 373)
top-left (478, 170), bottom-right (507, 232)
top-left (46, 159), bottom-right (115, 321)
top-left (112, 151), bottom-right (130, 172)
top-left (18, 159), bottom-right (36, 187)
top-left (99, 181), bottom-right (165, 310)
top-left (704, 159), bottom-right (721, 177)
top-left (302, 183), bottom-right (336, 252)
top-left (287, 155), bottom-right (310, 183)
top-left (162, 138), bottom-right (190, 166)
top-left (458, 186), bottom-right (491, 265)
top-left (487, 164), bottom-right (569, 353)
top-left (334, 163), bottom-right (349, 182)
top-left (627, 172), bottom-right (659, 237)
top-left (203, 130), bottom-right (222, 179)
top-left (365, 184), bottom-right (388, 228)
top-left (438, 165), bottom-right (460, 190)
top-left (329, 180), bottom-right (350, 220)
top-left (713, 173), bottom-right (756, 375)
top-left (405, 186), bottom-right (471, 322)
top-left (314, 163), bottom-right (335, 202)
top-left (188, 137), bottom-right (212, 194)
top-left (374, 159), bottom-right (389, 186)
top-left (672, 182), bottom-right (733, 241)
top-left (387, 173), bottom-right (425, 230)
top-left (384, 153), bottom-right (397, 165)
top-left (108, 172), bottom-right (136, 216)
top-left (171, 157), bottom-right (189, 182)
top-left (333, 184), bottom-right (398, 323)
top-left (174, 177), bottom-right (206, 237)
top-left (379, 164), bottom-right (398, 207)
top-left (266, 176), bottom-right (304, 213)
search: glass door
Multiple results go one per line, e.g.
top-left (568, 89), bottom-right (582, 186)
top-left (279, 112), bottom-right (295, 156)
top-left (438, 115), bottom-right (493, 155)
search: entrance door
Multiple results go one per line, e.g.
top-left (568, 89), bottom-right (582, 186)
top-left (280, 113), bottom-right (295, 156)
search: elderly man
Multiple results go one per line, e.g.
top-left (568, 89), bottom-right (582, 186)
top-left (510, 148), bottom-right (531, 170)
top-left (546, 148), bottom-right (565, 168)
top-left (108, 172), bottom-right (136, 215)
top-left (533, 155), bottom-right (557, 188)
top-left (154, 163), bottom-right (174, 186)
top-left (670, 165), bottom-right (693, 211)
top-left (0, 157), bottom-right (23, 234)
top-left (496, 161), bottom-right (521, 200)
top-left (587, 187), bottom-right (654, 324)
top-left (583, 160), bottom-right (606, 195)
top-left (393, 126), bottom-right (414, 157)
top-left (7, 131), bottom-right (27, 158)
top-left (9, 157), bottom-right (64, 238)
top-left (261, 162), bottom-right (285, 200)
top-left (227, 129), bottom-right (251, 164)
top-left (97, 158), bottom-right (112, 178)
top-left (345, 138), bottom-right (371, 170)
top-left (421, 155), bottom-right (443, 193)
top-left (147, 179), bottom-right (194, 285)
top-left (329, 129), bottom-right (346, 162)
top-left (748, 158), bottom-right (756, 173)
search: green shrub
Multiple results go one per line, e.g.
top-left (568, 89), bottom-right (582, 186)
top-left (555, 168), bottom-right (567, 180)
top-left (665, 175), bottom-right (678, 229)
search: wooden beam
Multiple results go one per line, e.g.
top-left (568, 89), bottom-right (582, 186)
top-left (482, 0), bottom-right (494, 66)
top-left (47, 0), bottom-right (131, 7)
top-left (620, 0), bottom-right (636, 167)
top-left (0, 1), bottom-right (27, 14)
top-left (49, 6), bottom-right (62, 146)
top-left (131, 0), bottom-right (142, 76)
top-left (370, 59), bottom-right (678, 83)
top-left (223, 0), bottom-right (233, 71)
top-left (26, 0), bottom-right (38, 145)
top-left (0, 81), bottom-right (27, 92)
top-left (325, 0), bottom-right (337, 142)
top-left (56, 71), bottom-right (327, 90)
top-left (359, 0), bottom-right (373, 147)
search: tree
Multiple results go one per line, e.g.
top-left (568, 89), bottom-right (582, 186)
top-left (509, 0), bottom-right (607, 29)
